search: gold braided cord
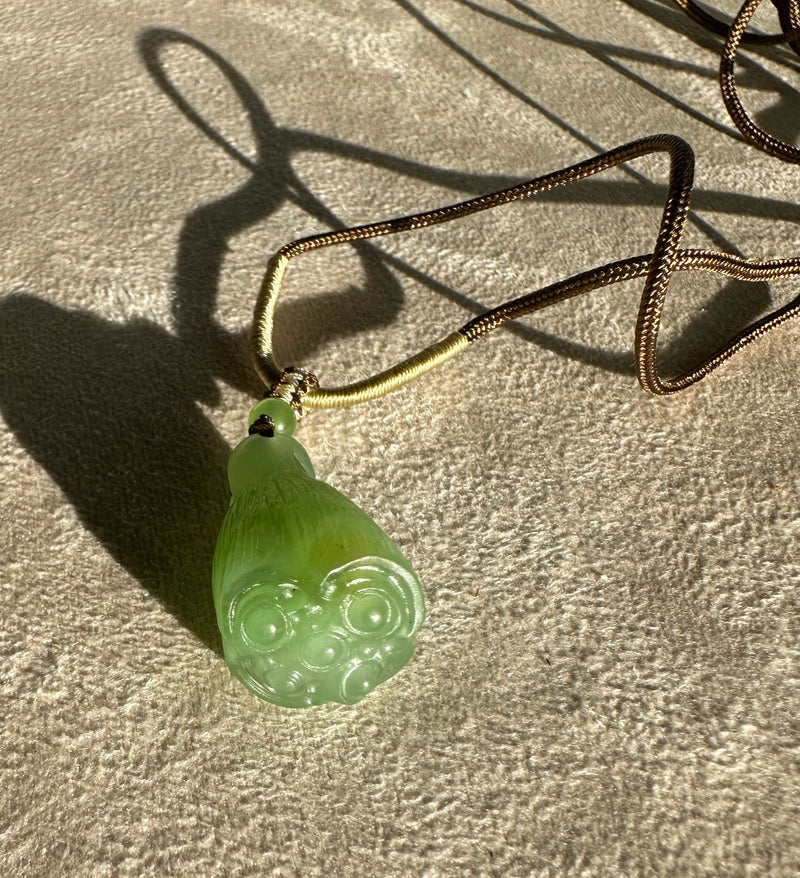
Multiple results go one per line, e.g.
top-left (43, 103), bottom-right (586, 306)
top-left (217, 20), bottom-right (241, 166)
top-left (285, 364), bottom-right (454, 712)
top-left (253, 0), bottom-right (800, 407)
top-left (253, 251), bottom-right (289, 385)
top-left (305, 333), bottom-right (469, 409)
top-left (253, 252), bottom-right (470, 408)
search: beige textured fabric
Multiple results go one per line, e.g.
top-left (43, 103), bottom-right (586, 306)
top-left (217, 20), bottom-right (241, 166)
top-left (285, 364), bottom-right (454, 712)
top-left (2, 1), bottom-right (799, 875)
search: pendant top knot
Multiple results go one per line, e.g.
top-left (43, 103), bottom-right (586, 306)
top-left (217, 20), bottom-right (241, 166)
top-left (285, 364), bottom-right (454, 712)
top-left (268, 367), bottom-right (318, 417)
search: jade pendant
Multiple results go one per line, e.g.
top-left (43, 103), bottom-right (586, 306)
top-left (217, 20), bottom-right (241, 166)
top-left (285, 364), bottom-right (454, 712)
top-left (212, 399), bottom-right (425, 708)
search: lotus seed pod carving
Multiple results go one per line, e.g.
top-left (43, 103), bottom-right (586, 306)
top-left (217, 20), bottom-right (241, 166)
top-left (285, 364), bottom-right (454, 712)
top-left (212, 405), bottom-right (424, 708)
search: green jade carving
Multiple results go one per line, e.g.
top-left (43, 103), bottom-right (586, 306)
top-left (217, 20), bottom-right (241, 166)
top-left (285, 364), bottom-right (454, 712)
top-left (212, 398), bottom-right (425, 708)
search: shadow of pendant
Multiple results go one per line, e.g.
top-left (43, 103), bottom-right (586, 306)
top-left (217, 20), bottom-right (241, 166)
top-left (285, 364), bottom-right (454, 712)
top-left (212, 426), bottom-right (425, 708)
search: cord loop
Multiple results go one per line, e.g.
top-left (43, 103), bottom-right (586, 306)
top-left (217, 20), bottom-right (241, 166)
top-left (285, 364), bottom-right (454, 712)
top-left (251, 0), bottom-right (800, 407)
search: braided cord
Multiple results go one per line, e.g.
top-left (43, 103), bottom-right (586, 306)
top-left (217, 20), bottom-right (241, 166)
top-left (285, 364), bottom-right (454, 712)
top-left (253, 0), bottom-right (800, 407)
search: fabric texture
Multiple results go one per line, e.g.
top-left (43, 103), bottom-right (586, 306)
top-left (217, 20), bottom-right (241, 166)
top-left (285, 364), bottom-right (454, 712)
top-left (1, 0), bottom-right (799, 875)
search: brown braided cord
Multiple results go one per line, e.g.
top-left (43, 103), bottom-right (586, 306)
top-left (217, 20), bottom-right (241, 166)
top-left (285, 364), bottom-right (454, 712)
top-left (721, 0), bottom-right (800, 160)
top-left (252, 0), bottom-right (800, 407)
top-left (673, 0), bottom-right (789, 43)
top-left (769, 0), bottom-right (800, 52)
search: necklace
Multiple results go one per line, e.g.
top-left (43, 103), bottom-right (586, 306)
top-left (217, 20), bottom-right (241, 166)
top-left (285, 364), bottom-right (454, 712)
top-left (212, 0), bottom-right (800, 708)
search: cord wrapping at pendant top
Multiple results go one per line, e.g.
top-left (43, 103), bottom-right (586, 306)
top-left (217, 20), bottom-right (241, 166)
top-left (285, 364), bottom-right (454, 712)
top-left (266, 367), bottom-right (319, 415)
top-left (252, 0), bottom-right (800, 408)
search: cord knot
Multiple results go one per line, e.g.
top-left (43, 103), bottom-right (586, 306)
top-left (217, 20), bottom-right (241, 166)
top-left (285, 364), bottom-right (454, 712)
top-left (268, 367), bottom-right (319, 416)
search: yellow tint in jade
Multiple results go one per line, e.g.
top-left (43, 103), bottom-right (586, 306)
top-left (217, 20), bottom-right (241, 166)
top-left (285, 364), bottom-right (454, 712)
top-left (212, 400), bottom-right (425, 708)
